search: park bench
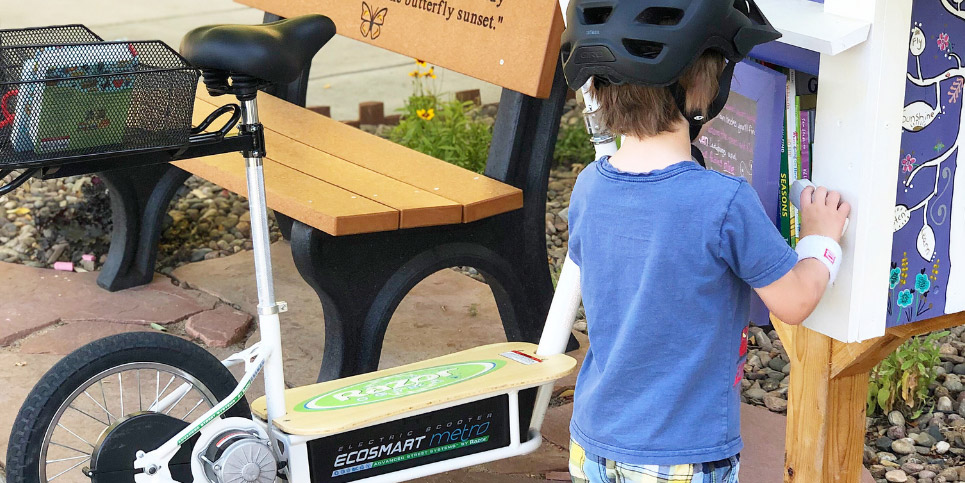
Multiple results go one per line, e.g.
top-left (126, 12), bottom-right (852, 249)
top-left (95, 1), bottom-right (575, 381)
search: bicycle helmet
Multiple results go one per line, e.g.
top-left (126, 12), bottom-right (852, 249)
top-left (561, 0), bottom-right (781, 137)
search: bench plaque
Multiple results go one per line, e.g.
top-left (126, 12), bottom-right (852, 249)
top-left (235, 0), bottom-right (564, 98)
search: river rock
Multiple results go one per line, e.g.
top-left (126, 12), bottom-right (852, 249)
top-left (886, 469), bottom-right (909, 482)
top-left (894, 438), bottom-right (917, 455)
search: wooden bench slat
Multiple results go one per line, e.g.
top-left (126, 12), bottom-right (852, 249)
top-left (174, 154), bottom-right (400, 236)
top-left (199, 90), bottom-right (523, 223)
top-left (194, 97), bottom-right (464, 230)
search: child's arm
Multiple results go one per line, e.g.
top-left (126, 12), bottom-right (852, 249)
top-left (755, 186), bottom-right (851, 325)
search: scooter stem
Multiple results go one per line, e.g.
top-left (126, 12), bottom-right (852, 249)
top-left (240, 97), bottom-right (287, 421)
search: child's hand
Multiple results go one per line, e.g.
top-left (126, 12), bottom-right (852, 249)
top-left (799, 186), bottom-right (850, 243)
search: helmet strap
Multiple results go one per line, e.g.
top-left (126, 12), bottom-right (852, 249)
top-left (669, 59), bottom-right (739, 142)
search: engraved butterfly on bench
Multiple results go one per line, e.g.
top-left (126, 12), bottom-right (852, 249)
top-left (361, 2), bottom-right (388, 40)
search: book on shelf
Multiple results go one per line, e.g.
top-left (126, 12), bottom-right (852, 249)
top-left (779, 117), bottom-right (792, 244)
top-left (784, 68), bottom-right (800, 247)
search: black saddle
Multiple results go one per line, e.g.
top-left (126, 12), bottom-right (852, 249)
top-left (180, 15), bottom-right (336, 85)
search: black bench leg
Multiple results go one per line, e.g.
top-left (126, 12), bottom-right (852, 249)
top-left (289, 220), bottom-right (545, 382)
top-left (274, 213), bottom-right (295, 241)
top-left (97, 164), bottom-right (191, 291)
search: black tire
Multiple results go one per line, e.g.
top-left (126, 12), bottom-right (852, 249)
top-left (5, 332), bottom-right (251, 483)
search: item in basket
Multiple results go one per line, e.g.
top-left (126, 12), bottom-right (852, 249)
top-left (10, 43), bottom-right (138, 154)
top-left (9, 57), bottom-right (41, 152)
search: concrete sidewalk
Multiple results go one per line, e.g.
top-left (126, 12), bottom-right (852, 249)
top-left (0, 244), bottom-right (872, 482)
top-left (1, 0), bottom-right (503, 120)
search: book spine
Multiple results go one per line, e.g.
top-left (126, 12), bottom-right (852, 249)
top-left (785, 70), bottom-right (799, 247)
top-left (800, 110), bottom-right (811, 181)
top-left (794, 95), bottom-right (803, 242)
top-left (779, 117), bottom-right (791, 245)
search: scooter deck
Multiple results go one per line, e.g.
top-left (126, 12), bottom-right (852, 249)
top-left (251, 342), bottom-right (576, 436)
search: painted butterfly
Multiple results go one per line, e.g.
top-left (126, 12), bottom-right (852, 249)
top-left (361, 2), bottom-right (388, 40)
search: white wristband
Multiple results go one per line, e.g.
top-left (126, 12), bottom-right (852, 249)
top-left (796, 235), bottom-right (842, 284)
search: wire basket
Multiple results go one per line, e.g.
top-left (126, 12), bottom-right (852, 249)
top-left (0, 30), bottom-right (200, 170)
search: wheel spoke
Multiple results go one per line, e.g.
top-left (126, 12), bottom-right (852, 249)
top-left (118, 372), bottom-right (124, 416)
top-left (66, 404), bottom-right (109, 427)
top-left (49, 441), bottom-right (90, 456)
top-left (185, 399), bottom-right (205, 419)
top-left (46, 454), bottom-right (90, 464)
top-left (99, 380), bottom-right (111, 424)
top-left (163, 384), bottom-right (192, 415)
top-left (83, 390), bottom-right (116, 423)
top-left (149, 375), bottom-right (176, 411)
top-left (137, 369), bottom-right (142, 411)
top-left (55, 423), bottom-right (94, 448)
top-left (47, 456), bottom-right (90, 481)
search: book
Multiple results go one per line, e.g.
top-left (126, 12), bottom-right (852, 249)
top-left (794, 95), bottom-right (803, 242)
top-left (10, 56), bottom-right (45, 152)
top-left (10, 43), bottom-right (137, 154)
top-left (784, 69), bottom-right (799, 247)
top-left (779, 117), bottom-right (791, 245)
top-left (800, 110), bottom-right (811, 181)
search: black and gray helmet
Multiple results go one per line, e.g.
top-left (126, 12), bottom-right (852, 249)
top-left (561, 0), bottom-right (781, 136)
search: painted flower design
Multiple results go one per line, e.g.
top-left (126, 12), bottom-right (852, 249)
top-left (890, 265), bottom-right (901, 289)
top-left (916, 269), bottom-right (931, 293)
top-left (901, 154), bottom-right (916, 172)
top-left (417, 108), bottom-right (435, 121)
top-left (897, 289), bottom-right (914, 308)
top-left (939, 33), bottom-right (950, 51)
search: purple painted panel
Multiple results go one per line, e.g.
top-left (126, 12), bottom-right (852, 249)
top-left (750, 41), bottom-right (820, 76)
top-left (889, 0), bottom-right (965, 327)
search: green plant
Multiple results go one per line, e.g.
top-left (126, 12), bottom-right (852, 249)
top-left (554, 118), bottom-right (595, 165)
top-left (389, 61), bottom-right (491, 174)
top-left (867, 331), bottom-right (948, 418)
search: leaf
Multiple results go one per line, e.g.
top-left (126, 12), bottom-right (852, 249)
top-left (878, 385), bottom-right (892, 412)
top-left (902, 359), bottom-right (915, 370)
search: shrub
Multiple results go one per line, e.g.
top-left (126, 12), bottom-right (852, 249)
top-left (389, 62), bottom-right (491, 174)
top-left (554, 118), bottom-right (595, 166)
top-left (867, 331), bottom-right (948, 419)
top-left (389, 60), bottom-right (601, 173)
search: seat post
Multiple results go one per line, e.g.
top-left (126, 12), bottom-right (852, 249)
top-left (239, 95), bottom-right (287, 421)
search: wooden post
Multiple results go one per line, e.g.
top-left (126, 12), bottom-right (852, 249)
top-left (778, 312), bottom-right (965, 483)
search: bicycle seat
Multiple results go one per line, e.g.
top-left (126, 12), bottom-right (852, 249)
top-left (180, 15), bottom-right (336, 85)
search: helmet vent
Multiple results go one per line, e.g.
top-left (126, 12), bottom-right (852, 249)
top-left (623, 39), bottom-right (664, 59)
top-left (638, 7), bottom-right (685, 26)
top-left (581, 6), bottom-right (613, 25)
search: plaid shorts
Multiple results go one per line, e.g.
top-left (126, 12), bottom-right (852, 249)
top-left (569, 439), bottom-right (740, 483)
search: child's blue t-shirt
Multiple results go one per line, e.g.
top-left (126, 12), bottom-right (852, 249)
top-left (567, 157), bottom-right (797, 466)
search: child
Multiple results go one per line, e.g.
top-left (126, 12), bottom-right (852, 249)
top-left (558, 1), bottom-right (851, 482)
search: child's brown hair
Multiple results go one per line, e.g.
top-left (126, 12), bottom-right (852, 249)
top-left (593, 51), bottom-right (726, 138)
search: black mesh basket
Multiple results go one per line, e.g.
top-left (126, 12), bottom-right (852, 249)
top-left (0, 32), bottom-right (200, 170)
top-left (0, 24), bottom-right (102, 52)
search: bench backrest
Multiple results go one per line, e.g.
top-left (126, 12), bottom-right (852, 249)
top-left (235, 0), bottom-right (563, 98)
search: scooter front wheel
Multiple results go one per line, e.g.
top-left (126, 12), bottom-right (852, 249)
top-left (5, 331), bottom-right (251, 483)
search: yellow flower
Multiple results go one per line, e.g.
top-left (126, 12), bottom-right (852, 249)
top-left (415, 59), bottom-right (427, 67)
top-left (417, 108), bottom-right (435, 121)
top-left (424, 67), bottom-right (437, 79)
top-left (408, 70), bottom-right (419, 77)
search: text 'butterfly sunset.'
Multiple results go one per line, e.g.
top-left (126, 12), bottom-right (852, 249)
top-left (361, 2), bottom-right (388, 40)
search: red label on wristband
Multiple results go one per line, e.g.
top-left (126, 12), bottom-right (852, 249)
top-left (824, 249), bottom-right (836, 264)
